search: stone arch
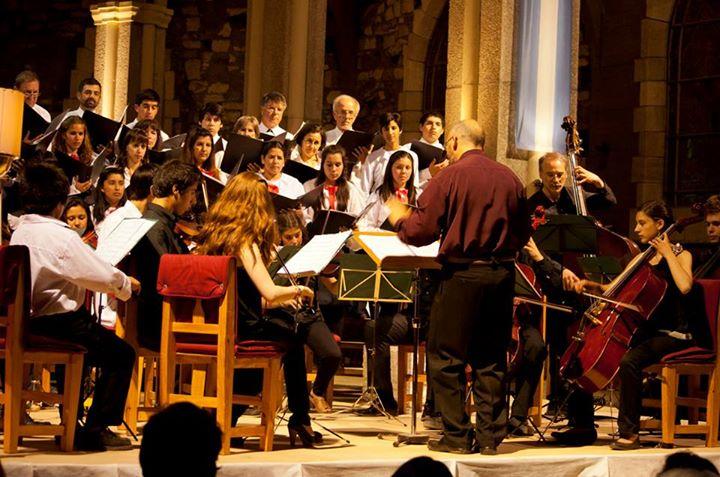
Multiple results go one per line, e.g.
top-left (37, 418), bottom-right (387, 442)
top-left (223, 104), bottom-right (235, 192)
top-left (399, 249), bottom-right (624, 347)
top-left (399, 0), bottom-right (448, 141)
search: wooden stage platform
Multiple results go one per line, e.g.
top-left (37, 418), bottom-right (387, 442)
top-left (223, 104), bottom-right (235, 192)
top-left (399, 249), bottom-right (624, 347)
top-left (3, 402), bottom-right (720, 477)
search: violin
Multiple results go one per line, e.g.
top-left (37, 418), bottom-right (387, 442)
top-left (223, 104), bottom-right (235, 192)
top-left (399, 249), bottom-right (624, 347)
top-left (559, 213), bottom-right (705, 393)
top-left (82, 230), bottom-right (98, 249)
top-left (174, 219), bottom-right (201, 248)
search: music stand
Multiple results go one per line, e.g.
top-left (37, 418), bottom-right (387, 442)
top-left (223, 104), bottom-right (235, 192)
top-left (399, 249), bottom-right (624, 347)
top-left (340, 231), bottom-right (440, 443)
top-left (577, 256), bottom-right (623, 284)
top-left (532, 215), bottom-right (598, 254)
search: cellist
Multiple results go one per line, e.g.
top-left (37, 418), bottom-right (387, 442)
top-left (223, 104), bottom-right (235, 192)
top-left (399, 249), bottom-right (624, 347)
top-left (557, 200), bottom-right (704, 450)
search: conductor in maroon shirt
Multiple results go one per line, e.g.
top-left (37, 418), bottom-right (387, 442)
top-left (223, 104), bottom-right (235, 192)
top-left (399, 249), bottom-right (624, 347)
top-left (388, 119), bottom-right (531, 454)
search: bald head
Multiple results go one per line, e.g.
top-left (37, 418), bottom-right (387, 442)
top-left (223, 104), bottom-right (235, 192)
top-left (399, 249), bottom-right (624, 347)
top-left (445, 119), bottom-right (486, 162)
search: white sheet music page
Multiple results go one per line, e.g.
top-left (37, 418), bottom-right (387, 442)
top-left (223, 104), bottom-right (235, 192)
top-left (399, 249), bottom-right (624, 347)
top-left (277, 230), bottom-right (352, 277)
top-left (95, 217), bottom-right (157, 266)
top-left (357, 234), bottom-right (439, 262)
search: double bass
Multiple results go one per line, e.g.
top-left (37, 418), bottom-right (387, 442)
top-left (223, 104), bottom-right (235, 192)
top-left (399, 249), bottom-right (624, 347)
top-left (560, 116), bottom-right (640, 275)
top-left (559, 214), bottom-right (703, 393)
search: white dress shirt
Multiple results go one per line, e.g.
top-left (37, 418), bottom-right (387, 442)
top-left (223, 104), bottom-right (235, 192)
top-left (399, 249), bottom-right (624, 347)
top-left (324, 126), bottom-right (346, 146)
top-left (9, 214), bottom-right (132, 317)
top-left (302, 179), bottom-right (368, 222)
top-left (259, 122), bottom-right (292, 140)
top-left (358, 145), bottom-right (420, 196)
top-left (32, 103), bottom-right (52, 123)
top-left (258, 172), bottom-right (305, 199)
top-left (414, 137), bottom-right (444, 186)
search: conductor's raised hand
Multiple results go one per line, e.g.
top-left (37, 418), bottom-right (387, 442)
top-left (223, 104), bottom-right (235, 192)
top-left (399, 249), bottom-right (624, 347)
top-left (429, 158), bottom-right (449, 177)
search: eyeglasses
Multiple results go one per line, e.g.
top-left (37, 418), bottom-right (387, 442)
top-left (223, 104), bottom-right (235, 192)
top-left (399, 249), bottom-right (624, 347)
top-left (23, 91), bottom-right (40, 98)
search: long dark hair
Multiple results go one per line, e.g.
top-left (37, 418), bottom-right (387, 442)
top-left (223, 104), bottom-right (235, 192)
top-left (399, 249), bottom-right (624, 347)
top-left (61, 196), bottom-right (95, 234)
top-left (116, 128), bottom-right (149, 169)
top-left (313, 144), bottom-right (350, 212)
top-left (639, 200), bottom-right (674, 232)
top-left (378, 150), bottom-right (416, 203)
top-left (183, 128), bottom-right (215, 171)
top-left (91, 166), bottom-right (127, 224)
top-left (134, 119), bottom-right (161, 150)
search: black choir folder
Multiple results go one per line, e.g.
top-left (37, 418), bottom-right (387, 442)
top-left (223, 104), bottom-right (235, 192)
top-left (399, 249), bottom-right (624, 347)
top-left (221, 134), bottom-right (264, 174)
top-left (22, 104), bottom-right (50, 140)
top-left (283, 159), bottom-right (318, 184)
top-left (269, 186), bottom-right (322, 212)
top-left (308, 209), bottom-right (356, 236)
top-left (409, 140), bottom-right (445, 170)
top-left (83, 110), bottom-right (122, 150)
top-left (336, 130), bottom-right (375, 157)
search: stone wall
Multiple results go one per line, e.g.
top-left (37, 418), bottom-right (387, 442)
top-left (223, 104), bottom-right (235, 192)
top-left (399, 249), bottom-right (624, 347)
top-left (324, 0), bottom-right (418, 133)
top-left (166, 0), bottom-right (248, 135)
top-left (0, 0), bottom-right (94, 117)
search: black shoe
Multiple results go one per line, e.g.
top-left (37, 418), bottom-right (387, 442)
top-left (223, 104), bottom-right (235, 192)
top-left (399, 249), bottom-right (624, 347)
top-left (288, 423), bottom-right (316, 448)
top-left (611, 436), bottom-right (641, 451)
top-left (551, 427), bottom-right (597, 446)
top-left (75, 428), bottom-right (106, 452)
top-left (421, 413), bottom-right (443, 431)
top-left (478, 445), bottom-right (498, 455)
top-left (230, 437), bottom-right (246, 448)
top-left (99, 428), bottom-right (133, 450)
top-left (507, 417), bottom-right (534, 437)
top-left (356, 404), bottom-right (398, 417)
top-left (427, 437), bottom-right (476, 454)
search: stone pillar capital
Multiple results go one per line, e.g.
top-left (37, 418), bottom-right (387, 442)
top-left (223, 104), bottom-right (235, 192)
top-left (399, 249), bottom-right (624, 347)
top-left (90, 1), bottom-right (172, 29)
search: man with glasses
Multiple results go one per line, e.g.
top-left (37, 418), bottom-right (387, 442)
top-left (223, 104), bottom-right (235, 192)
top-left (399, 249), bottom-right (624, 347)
top-left (14, 70), bottom-right (51, 122)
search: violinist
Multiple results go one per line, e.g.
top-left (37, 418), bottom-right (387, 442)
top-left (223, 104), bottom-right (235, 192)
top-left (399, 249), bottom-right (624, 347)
top-left (132, 161), bottom-right (200, 351)
top-left (527, 152), bottom-right (616, 216)
top-left (60, 196), bottom-right (96, 247)
top-left (195, 173), bottom-right (321, 447)
top-left (555, 200), bottom-right (701, 449)
top-left (271, 211), bottom-right (342, 413)
top-left (694, 194), bottom-right (720, 279)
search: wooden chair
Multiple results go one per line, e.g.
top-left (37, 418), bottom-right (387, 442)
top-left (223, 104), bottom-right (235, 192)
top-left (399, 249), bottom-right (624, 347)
top-left (115, 295), bottom-right (160, 435)
top-left (641, 278), bottom-right (720, 447)
top-left (157, 254), bottom-right (285, 454)
top-left (397, 343), bottom-right (426, 414)
top-left (0, 245), bottom-right (85, 453)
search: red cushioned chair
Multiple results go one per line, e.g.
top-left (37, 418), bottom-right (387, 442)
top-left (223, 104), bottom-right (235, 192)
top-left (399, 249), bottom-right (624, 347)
top-left (641, 279), bottom-right (720, 447)
top-left (0, 245), bottom-right (85, 453)
top-left (156, 254), bottom-right (285, 454)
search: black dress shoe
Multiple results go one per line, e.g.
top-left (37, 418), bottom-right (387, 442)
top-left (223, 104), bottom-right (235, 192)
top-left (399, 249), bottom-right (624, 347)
top-left (551, 427), bottom-right (597, 446)
top-left (421, 413), bottom-right (443, 431)
top-left (478, 445), bottom-right (498, 455)
top-left (427, 437), bottom-right (476, 454)
top-left (611, 437), bottom-right (641, 450)
top-left (507, 417), bottom-right (534, 437)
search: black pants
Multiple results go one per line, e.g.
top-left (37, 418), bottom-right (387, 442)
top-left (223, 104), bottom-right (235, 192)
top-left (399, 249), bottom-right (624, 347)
top-left (232, 314), bottom-right (340, 426)
top-left (428, 262), bottom-right (514, 449)
top-left (364, 306), bottom-right (411, 409)
top-left (27, 308), bottom-right (136, 431)
top-left (510, 324), bottom-right (547, 419)
top-left (566, 332), bottom-right (690, 433)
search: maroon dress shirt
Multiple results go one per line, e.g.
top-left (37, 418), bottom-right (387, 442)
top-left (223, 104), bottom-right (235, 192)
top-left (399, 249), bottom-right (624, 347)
top-left (397, 149), bottom-right (531, 264)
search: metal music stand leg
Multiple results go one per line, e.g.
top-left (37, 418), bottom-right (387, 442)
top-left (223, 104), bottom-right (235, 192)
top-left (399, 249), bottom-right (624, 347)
top-left (348, 298), bottom-right (405, 425)
top-left (390, 269), bottom-right (431, 446)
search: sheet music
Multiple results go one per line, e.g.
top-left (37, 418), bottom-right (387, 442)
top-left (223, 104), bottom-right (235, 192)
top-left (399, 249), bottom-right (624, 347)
top-left (95, 217), bottom-right (157, 266)
top-left (357, 233), bottom-right (439, 262)
top-left (277, 230), bottom-right (352, 277)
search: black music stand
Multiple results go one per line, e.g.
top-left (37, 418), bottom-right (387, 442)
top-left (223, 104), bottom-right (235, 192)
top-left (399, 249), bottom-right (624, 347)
top-left (533, 215), bottom-right (598, 254)
top-left (577, 256), bottom-right (623, 284)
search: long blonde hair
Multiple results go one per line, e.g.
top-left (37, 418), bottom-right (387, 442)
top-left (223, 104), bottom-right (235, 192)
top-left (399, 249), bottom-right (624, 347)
top-left (195, 172), bottom-right (278, 265)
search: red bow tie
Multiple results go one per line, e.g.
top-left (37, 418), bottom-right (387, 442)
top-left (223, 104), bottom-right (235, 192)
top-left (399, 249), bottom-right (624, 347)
top-left (395, 188), bottom-right (408, 203)
top-left (267, 184), bottom-right (279, 194)
top-left (324, 185), bottom-right (338, 209)
top-left (70, 152), bottom-right (80, 162)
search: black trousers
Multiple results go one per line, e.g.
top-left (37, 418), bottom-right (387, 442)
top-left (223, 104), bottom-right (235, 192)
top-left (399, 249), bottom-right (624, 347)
top-left (232, 314), bottom-right (341, 426)
top-left (428, 262), bottom-right (514, 449)
top-left (566, 332), bottom-right (690, 434)
top-left (510, 324), bottom-right (547, 419)
top-left (27, 308), bottom-right (136, 431)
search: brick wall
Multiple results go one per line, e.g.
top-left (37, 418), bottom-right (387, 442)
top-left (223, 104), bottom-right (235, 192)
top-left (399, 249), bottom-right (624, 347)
top-left (166, 0), bottom-right (248, 135)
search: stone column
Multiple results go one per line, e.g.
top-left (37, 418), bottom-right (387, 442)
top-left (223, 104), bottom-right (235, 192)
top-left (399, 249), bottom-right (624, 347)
top-left (445, 0), bottom-right (580, 184)
top-left (244, 0), bottom-right (327, 133)
top-left (90, 1), bottom-right (173, 121)
top-left (632, 0), bottom-right (673, 206)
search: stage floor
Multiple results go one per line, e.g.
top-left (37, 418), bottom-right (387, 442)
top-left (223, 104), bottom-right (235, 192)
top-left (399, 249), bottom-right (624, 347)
top-left (4, 403), bottom-right (720, 477)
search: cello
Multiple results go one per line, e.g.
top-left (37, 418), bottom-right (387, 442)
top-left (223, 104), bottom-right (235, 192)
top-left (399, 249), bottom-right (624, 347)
top-left (559, 214), bottom-right (704, 393)
top-left (560, 117), bottom-right (640, 275)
